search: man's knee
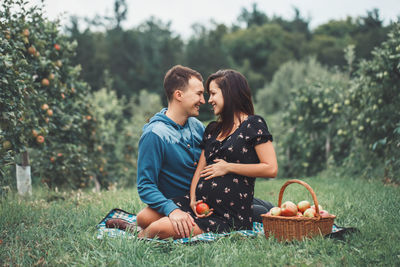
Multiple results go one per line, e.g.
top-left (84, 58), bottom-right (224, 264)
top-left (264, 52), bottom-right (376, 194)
top-left (145, 219), bottom-right (171, 239)
top-left (136, 207), bottom-right (163, 229)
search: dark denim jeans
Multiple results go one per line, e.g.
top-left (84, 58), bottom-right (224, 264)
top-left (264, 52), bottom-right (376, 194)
top-left (252, 198), bottom-right (275, 222)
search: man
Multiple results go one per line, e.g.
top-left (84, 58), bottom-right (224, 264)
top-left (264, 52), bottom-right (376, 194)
top-left (106, 65), bottom-right (273, 238)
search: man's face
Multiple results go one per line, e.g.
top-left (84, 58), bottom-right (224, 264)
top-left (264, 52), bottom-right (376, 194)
top-left (180, 77), bottom-right (205, 117)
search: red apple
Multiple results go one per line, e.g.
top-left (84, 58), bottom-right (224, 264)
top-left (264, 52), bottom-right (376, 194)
top-left (27, 46), bottom-right (36, 55)
top-left (319, 210), bottom-right (330, 218)
top-left (196, 202), bottom-right (210, 215)
top-left (311, 204), bottom-right (323, 212)
top-left (41, 78), bottom-right (50, 87)
top-left (32, 129), bottom-right (38, 137)
top-left (36, 135), bottom-right (45, 144)
top-left (41, 103), bottom-right (49, 110)
top-left (280, 201), bottom-right (298, 216)
top-left (303, 208), bottom-right (316, 218)
top-left (270, 207), bottom-right (282, 216)
top-left (297, 200), bottom-right (311, 213)
top-left (23, 29), bottom-right (29, 37)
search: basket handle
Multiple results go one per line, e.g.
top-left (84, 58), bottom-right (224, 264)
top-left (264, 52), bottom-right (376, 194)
top-left (278, 179), bottom-right (321, 219)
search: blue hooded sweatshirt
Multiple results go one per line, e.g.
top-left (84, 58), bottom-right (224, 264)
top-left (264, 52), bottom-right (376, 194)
top-left (137, 108), bottom-right (205, 216)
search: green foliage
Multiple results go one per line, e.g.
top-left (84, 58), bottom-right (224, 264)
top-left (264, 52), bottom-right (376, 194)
top-left (64, 4), bottom-right (391, 113)
top-left (308, 10), bottom-right (389, 67)
top-left (280, 67), bottom-right (351, 177)
top-left (268, 24), bottom-right (400, 181)
top-left (223, 23), bottom-right (304, 88)
top-left (346, 23), bottom-right (400, 182)
top-left (90, 84), bottom-right (162, 187)
top-left (67, 16), bottom-right (184, 100)
top-left (256, 57), bottom-right (332, 115)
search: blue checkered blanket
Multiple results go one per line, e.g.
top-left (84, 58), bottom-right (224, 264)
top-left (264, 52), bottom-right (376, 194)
top-left (97, 208), bottom-right (343, 243)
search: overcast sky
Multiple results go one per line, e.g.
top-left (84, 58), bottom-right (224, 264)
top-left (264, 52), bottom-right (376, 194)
top-left (28, 0), bottom-right (399, 38)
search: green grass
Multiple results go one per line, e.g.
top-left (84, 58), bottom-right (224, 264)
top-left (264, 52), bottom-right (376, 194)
top-left (1, 173), bottom-right (400, 266)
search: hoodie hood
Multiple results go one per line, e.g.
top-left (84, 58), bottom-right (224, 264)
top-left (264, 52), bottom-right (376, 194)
top-left (143, 108), bottom-right (182, 132)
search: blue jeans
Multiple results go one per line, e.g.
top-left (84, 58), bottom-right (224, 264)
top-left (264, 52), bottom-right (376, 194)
top-left (252, 198), bottom-right (274, 222)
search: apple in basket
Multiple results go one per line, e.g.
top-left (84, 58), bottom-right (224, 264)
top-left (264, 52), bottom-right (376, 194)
top-left (269, 207), bottom-right (282, 216)
top-left (319, 210), bottom-right (331, 218)
top-left (311, 204), bottom-right (323, 211)
top-left (296, 212), bottom-right (303, 217)
top-left (297, 200), bottom-right (311, 213)
top-left (280, 201), bottom-right (298, 216)
top-left (303, 208), bottom-right (317, 218)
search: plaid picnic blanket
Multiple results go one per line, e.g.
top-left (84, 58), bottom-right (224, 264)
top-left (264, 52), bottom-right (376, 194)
top-left (97, 208), bottom-right (345, 243)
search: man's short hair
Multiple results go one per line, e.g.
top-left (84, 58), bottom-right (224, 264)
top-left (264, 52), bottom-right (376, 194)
top-left (163, 65), bottom-right (203, 102)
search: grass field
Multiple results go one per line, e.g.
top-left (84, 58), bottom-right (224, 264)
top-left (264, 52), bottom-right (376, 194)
top-left (1, 172), bottom-right (400, 266)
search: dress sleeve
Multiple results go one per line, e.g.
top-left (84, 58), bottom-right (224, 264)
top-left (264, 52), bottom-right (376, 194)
top-left (245, 115), bottom-right (273, 146)
top-left (199, 121), bottom-right (217, 149)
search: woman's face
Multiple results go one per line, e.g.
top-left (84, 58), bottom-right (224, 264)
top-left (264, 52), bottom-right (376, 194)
top-left (208, 80), bottom-right (224, 115)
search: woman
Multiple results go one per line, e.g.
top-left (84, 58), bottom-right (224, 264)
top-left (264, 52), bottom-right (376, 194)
top-left (136, 69), bottom-right (277, 239)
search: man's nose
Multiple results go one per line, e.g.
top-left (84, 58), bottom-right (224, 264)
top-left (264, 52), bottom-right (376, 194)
top-left (200, 94), bottom-right (206, 104)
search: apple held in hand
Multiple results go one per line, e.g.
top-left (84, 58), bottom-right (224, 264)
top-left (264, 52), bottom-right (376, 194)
top-left (280, 201), bottom-right (298, 216)
top-left (303, 208), bottom-right (317, 218)
top-left (269, 207), bottom-right (282, 216)
top-left (196, 202), bottom-right (210, 215)
top-left (297, 200), bottom-right (311, 213)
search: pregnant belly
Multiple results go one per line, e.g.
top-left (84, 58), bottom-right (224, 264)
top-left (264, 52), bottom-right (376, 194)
top-left (195, 175), bottom-right (253, 208)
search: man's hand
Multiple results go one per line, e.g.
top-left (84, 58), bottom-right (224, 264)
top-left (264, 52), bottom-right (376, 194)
top-left (168, 209), bottom-right (195, 238)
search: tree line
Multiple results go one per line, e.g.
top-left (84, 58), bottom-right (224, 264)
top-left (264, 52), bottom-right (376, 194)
top-left (66, 2), bottom-right (394, 121)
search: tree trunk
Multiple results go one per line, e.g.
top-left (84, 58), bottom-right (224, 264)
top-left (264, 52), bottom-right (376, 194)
top-left (21, 150), bottom-right (29, 166)
top-left (16, 150), bottom-right (32, 196)
top-left (325, 135), bottom-right (331, 167)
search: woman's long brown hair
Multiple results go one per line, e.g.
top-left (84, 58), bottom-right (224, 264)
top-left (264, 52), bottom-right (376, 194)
top-left (205, 69), bottom-right (254, 138)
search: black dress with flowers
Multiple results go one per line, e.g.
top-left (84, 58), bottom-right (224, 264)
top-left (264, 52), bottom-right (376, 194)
top-left (172, 115), bottom-right (273, 233)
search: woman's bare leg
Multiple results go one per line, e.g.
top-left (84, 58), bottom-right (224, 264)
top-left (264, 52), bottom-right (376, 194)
top-left (136, 207), bottom-right (164, 229)
top-left (138, 216), bottom-right (203, 240)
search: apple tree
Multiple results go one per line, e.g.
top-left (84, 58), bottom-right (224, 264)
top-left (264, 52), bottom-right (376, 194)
top-left (1, 0), bottom-right (97, 188)
top-left (348, 23), bottom-right (400, 182)
top-left (279, 66), bottom-right (352, 177)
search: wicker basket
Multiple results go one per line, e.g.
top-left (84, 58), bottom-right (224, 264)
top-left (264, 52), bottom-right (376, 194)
top-left (261, 179), bottom-right (335, 242)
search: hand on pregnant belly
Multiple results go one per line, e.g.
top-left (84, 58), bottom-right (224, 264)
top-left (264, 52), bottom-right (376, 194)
top-left (200, 159), bottom-right (230, 180)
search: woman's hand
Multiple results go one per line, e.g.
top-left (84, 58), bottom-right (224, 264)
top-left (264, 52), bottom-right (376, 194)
top-left (200, 159), bottom-right (230, 180)
top-left (191, 199), bottom-right (214, 218)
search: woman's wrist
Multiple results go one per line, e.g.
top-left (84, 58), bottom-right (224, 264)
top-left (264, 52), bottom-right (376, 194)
top-left (227, 162), bottom-right (234, 173)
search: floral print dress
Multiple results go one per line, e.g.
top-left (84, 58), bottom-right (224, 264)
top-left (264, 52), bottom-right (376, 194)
top-left (172, 115), bottom-right (273, 233)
